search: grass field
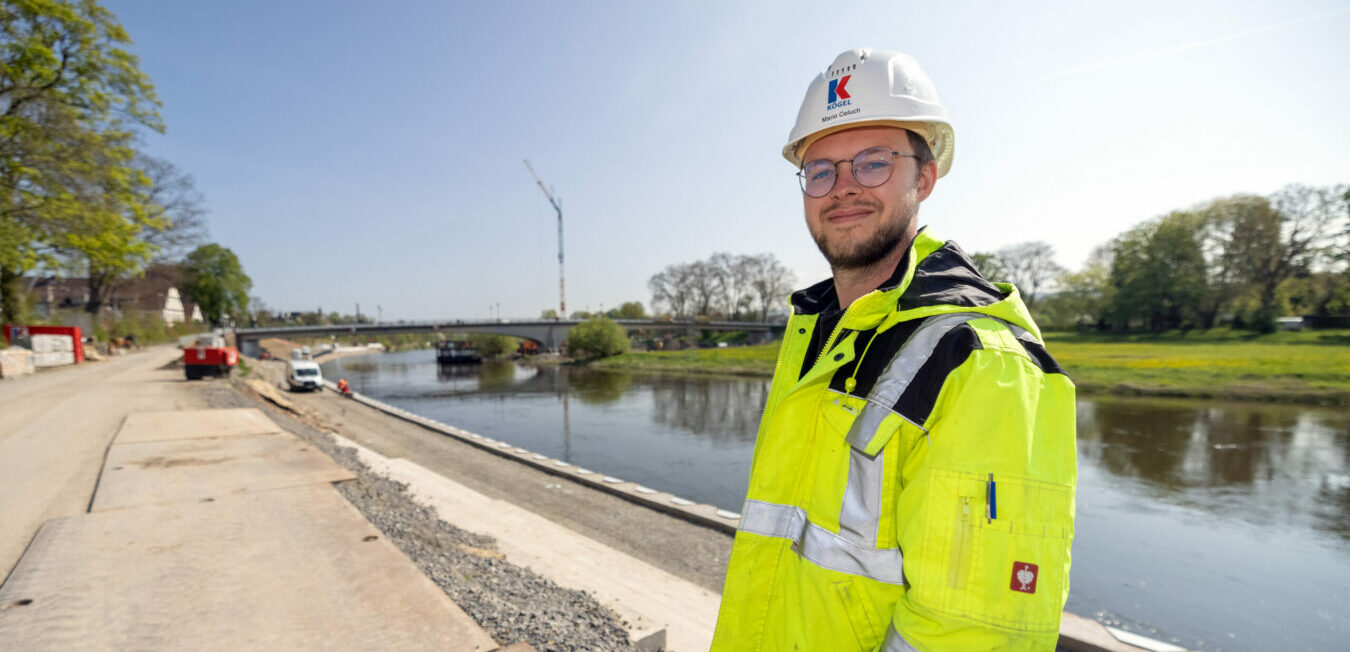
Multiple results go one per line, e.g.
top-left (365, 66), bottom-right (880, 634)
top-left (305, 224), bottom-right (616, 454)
top-left (590, 343), bottom-right (781, 377)
top-left (592, 329), bottom-right (1350, 405)
top-left (1044, 329), bottom-right (1350, 404)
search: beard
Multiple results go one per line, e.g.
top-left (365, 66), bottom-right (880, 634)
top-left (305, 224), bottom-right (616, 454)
top-left (811, 198), bottom-right (916, 271)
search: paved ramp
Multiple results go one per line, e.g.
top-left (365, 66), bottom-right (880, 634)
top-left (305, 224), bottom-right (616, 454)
top-left (116, 408), bottom-right (282, 443)
top-left (93, 433), bottom-right (355, 511)
top-left (0, 484), bottom-right (495, 651)
top-left (0, 407), bottom-right (499, 651)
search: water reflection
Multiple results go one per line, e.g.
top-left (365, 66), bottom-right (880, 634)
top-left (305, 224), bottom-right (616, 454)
top-left (649, 374), bottom-right (766, 444)
top-left (1079, 398), bottom-right (1350, 541)
top-left (567, 368), bottom-right (634, 404)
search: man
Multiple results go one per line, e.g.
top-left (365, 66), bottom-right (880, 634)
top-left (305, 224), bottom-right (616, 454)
top-left (712, 49), bottom-right (1076, 651)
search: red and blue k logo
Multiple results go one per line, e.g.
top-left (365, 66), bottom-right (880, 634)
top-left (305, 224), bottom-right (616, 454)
top-left (827, 75), bottom-right (852, 104)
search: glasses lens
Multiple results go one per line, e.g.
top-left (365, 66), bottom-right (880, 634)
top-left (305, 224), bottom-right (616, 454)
top-left (801, 160), bottom-right (836, 197)
top-left (853, 147), bottom-right (895, 187)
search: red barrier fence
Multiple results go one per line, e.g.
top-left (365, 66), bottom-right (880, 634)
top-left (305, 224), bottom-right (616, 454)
top-left (3, 325), bottom-right (85, 363)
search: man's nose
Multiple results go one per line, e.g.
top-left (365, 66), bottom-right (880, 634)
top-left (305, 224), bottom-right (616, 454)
top-left (830, 161), bottom-right (863, 198)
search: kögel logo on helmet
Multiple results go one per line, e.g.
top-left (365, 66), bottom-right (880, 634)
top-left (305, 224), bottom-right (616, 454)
top-left (784, 48), bottom-right (956, 178)
top-left (826, 75), bottom-right (851, 107)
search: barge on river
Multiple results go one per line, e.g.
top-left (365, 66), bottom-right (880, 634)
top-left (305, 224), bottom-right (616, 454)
top-left (435, 340), bottom-right (483, 365)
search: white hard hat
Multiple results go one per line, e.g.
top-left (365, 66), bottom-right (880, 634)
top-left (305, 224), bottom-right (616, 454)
top-left (783, 48), bottom-right (955, 178)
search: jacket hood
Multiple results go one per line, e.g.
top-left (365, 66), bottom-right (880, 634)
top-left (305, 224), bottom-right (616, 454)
top-left (790, 230), bottom-right (1043, 341)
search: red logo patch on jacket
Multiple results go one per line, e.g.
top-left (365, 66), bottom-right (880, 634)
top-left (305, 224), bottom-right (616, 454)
top-left (1011, 562), bottom-right (1038, 594)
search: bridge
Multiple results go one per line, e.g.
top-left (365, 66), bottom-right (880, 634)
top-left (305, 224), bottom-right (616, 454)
top-left (232, 319), bottom-right (784, 357)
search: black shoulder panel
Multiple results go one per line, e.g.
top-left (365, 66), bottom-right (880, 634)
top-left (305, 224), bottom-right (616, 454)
top-left (890, 324), bottom-right (982, 426)
top-left (828, 319), bottom-right (984, 426)
top-left (1017, 337), bottom-right (1070, 377)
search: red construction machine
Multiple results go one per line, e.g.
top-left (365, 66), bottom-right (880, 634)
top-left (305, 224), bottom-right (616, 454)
top-left (183, 333), bottom-right (238, 380)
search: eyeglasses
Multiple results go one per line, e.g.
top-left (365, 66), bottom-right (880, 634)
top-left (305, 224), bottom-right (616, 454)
top-left (797, 146), bottom-right (919, 198)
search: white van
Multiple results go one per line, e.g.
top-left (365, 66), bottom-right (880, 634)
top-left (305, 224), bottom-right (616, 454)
top-left (286, 359), bottom-right (323, 392)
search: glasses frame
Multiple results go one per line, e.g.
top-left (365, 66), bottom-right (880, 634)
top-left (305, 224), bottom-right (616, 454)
top-left (797, 148), bottom-right (920, 198)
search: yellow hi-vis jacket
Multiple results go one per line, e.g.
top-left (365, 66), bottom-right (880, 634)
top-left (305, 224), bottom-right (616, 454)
top-left (712, 231), bottom-right (1076, 651)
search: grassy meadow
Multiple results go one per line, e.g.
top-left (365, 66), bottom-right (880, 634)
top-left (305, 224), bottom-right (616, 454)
top-left (1044, 329), bottom-right (1350, 404)
top-left (593, 329), bottom-right (1350, 405)
top-left (590, 343), bottom-right (780, 377)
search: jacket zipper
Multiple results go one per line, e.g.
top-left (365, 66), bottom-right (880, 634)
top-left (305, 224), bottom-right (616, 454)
top-left (811, 299), bottom-right (860, 371)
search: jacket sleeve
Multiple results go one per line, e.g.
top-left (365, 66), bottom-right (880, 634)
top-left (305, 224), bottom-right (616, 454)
top-left (877, 339), bottom-right (1077, 652)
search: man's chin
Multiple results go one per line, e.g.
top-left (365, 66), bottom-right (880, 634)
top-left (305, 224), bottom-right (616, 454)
top-left (817, 234), bottom-right (906, 271)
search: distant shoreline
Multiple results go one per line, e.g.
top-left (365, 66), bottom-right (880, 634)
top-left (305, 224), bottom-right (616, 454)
top-left (585, 332), bottom-right (1350, 407)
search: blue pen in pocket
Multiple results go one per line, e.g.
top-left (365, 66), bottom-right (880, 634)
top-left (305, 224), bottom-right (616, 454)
top-left (986, 473), bottom-right (997, 523)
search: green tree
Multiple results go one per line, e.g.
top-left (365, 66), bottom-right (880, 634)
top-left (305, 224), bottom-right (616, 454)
top-left (1236, 184), bottom-right (1347, 331)
top-left (183, 244), bottom-right (250, 326)
top-left (82, 155), bottom-right (206, 314)
top-left (1048, 245), bottom-right (1113, 330)
top-left (0, 0), bottom-right (163, 323)
top-left (610, 301), bottom-right (646, 319)
top-left (1108, 212), bottom-right (1206, 332)
top-left (467, 333), bottom-right (515, 357)
top-left (540, 308), bottom-right (559, 320)
top-left (567, 316), bottom-right (629, 360)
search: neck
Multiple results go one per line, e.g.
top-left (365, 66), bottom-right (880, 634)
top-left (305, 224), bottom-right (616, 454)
top-left (832, 236), bottom-right (913, 308)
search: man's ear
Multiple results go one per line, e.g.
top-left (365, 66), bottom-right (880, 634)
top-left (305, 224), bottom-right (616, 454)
top-left (916, 161), bottom-right (938, 201)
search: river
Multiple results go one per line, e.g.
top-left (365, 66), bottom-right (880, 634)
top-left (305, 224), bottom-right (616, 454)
top-left (322, 350), bottom-right (1350, 651)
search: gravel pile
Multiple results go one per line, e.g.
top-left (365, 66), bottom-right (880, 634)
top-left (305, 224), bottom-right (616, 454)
top-left (209, 381), bottom-right (637, 652)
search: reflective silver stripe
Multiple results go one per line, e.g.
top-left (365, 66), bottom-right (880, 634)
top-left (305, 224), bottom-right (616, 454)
top-left (739, 499), bottom-right (905, 585)
top-left (845, 312), bottom-right (987, 449)
top-left (882, 624), bottom-right (921, 652)
top-left (739, 498), bottom-right (807, 540)
top-left (838, 446), bottom-right (883, 545)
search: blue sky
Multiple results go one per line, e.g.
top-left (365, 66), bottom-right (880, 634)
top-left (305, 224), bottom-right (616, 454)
top-left (107, 0), bottom-right (1350, 320)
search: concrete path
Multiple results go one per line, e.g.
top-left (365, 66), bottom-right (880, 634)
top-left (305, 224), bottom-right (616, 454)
top-left (0, 353), bottom-right (503, 651)
top-left (1, 484), bottom-right (494, 650)
top-left (0, 347), bottom-right (186, 578)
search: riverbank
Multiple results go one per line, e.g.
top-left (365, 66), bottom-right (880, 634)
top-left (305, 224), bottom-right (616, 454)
top-left (588, 329), bottom-right (1350, 405)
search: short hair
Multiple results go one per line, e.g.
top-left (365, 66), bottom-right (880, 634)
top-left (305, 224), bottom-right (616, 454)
top-left (906, 129), bottom-right (935, 177)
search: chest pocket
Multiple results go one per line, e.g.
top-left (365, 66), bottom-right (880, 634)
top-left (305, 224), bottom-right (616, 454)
top-left (913, 470), bottom-right (1072, 632)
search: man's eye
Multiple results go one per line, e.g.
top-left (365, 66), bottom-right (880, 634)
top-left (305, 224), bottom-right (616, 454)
top-left (808, 169), bottom-right (834, 182)
top-left (860, 160), bottom-right (891, 172)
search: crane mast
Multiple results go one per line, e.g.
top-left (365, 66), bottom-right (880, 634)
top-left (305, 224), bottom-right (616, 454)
top-left (524, 159), bottom-right (565, 318)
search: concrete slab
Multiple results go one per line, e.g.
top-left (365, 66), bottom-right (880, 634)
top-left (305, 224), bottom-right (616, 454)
top-left (1059, 612), bottom-right (1174, 652)
top-left (0, 483), bottom-right (497, 651)
top-left (92, 432), bottom-right (355, 512)
top-left (116, 408), bottom-right (283, 443)
top-left (331, 433), bottom-right (718, 652)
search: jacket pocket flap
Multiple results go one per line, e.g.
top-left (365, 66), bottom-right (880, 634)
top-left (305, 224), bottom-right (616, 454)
top-left (845, 403), bottom-right (905, 456)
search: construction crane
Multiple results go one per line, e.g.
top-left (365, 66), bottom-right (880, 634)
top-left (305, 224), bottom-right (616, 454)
top-left (524, 159), bottom-right (565, 318)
